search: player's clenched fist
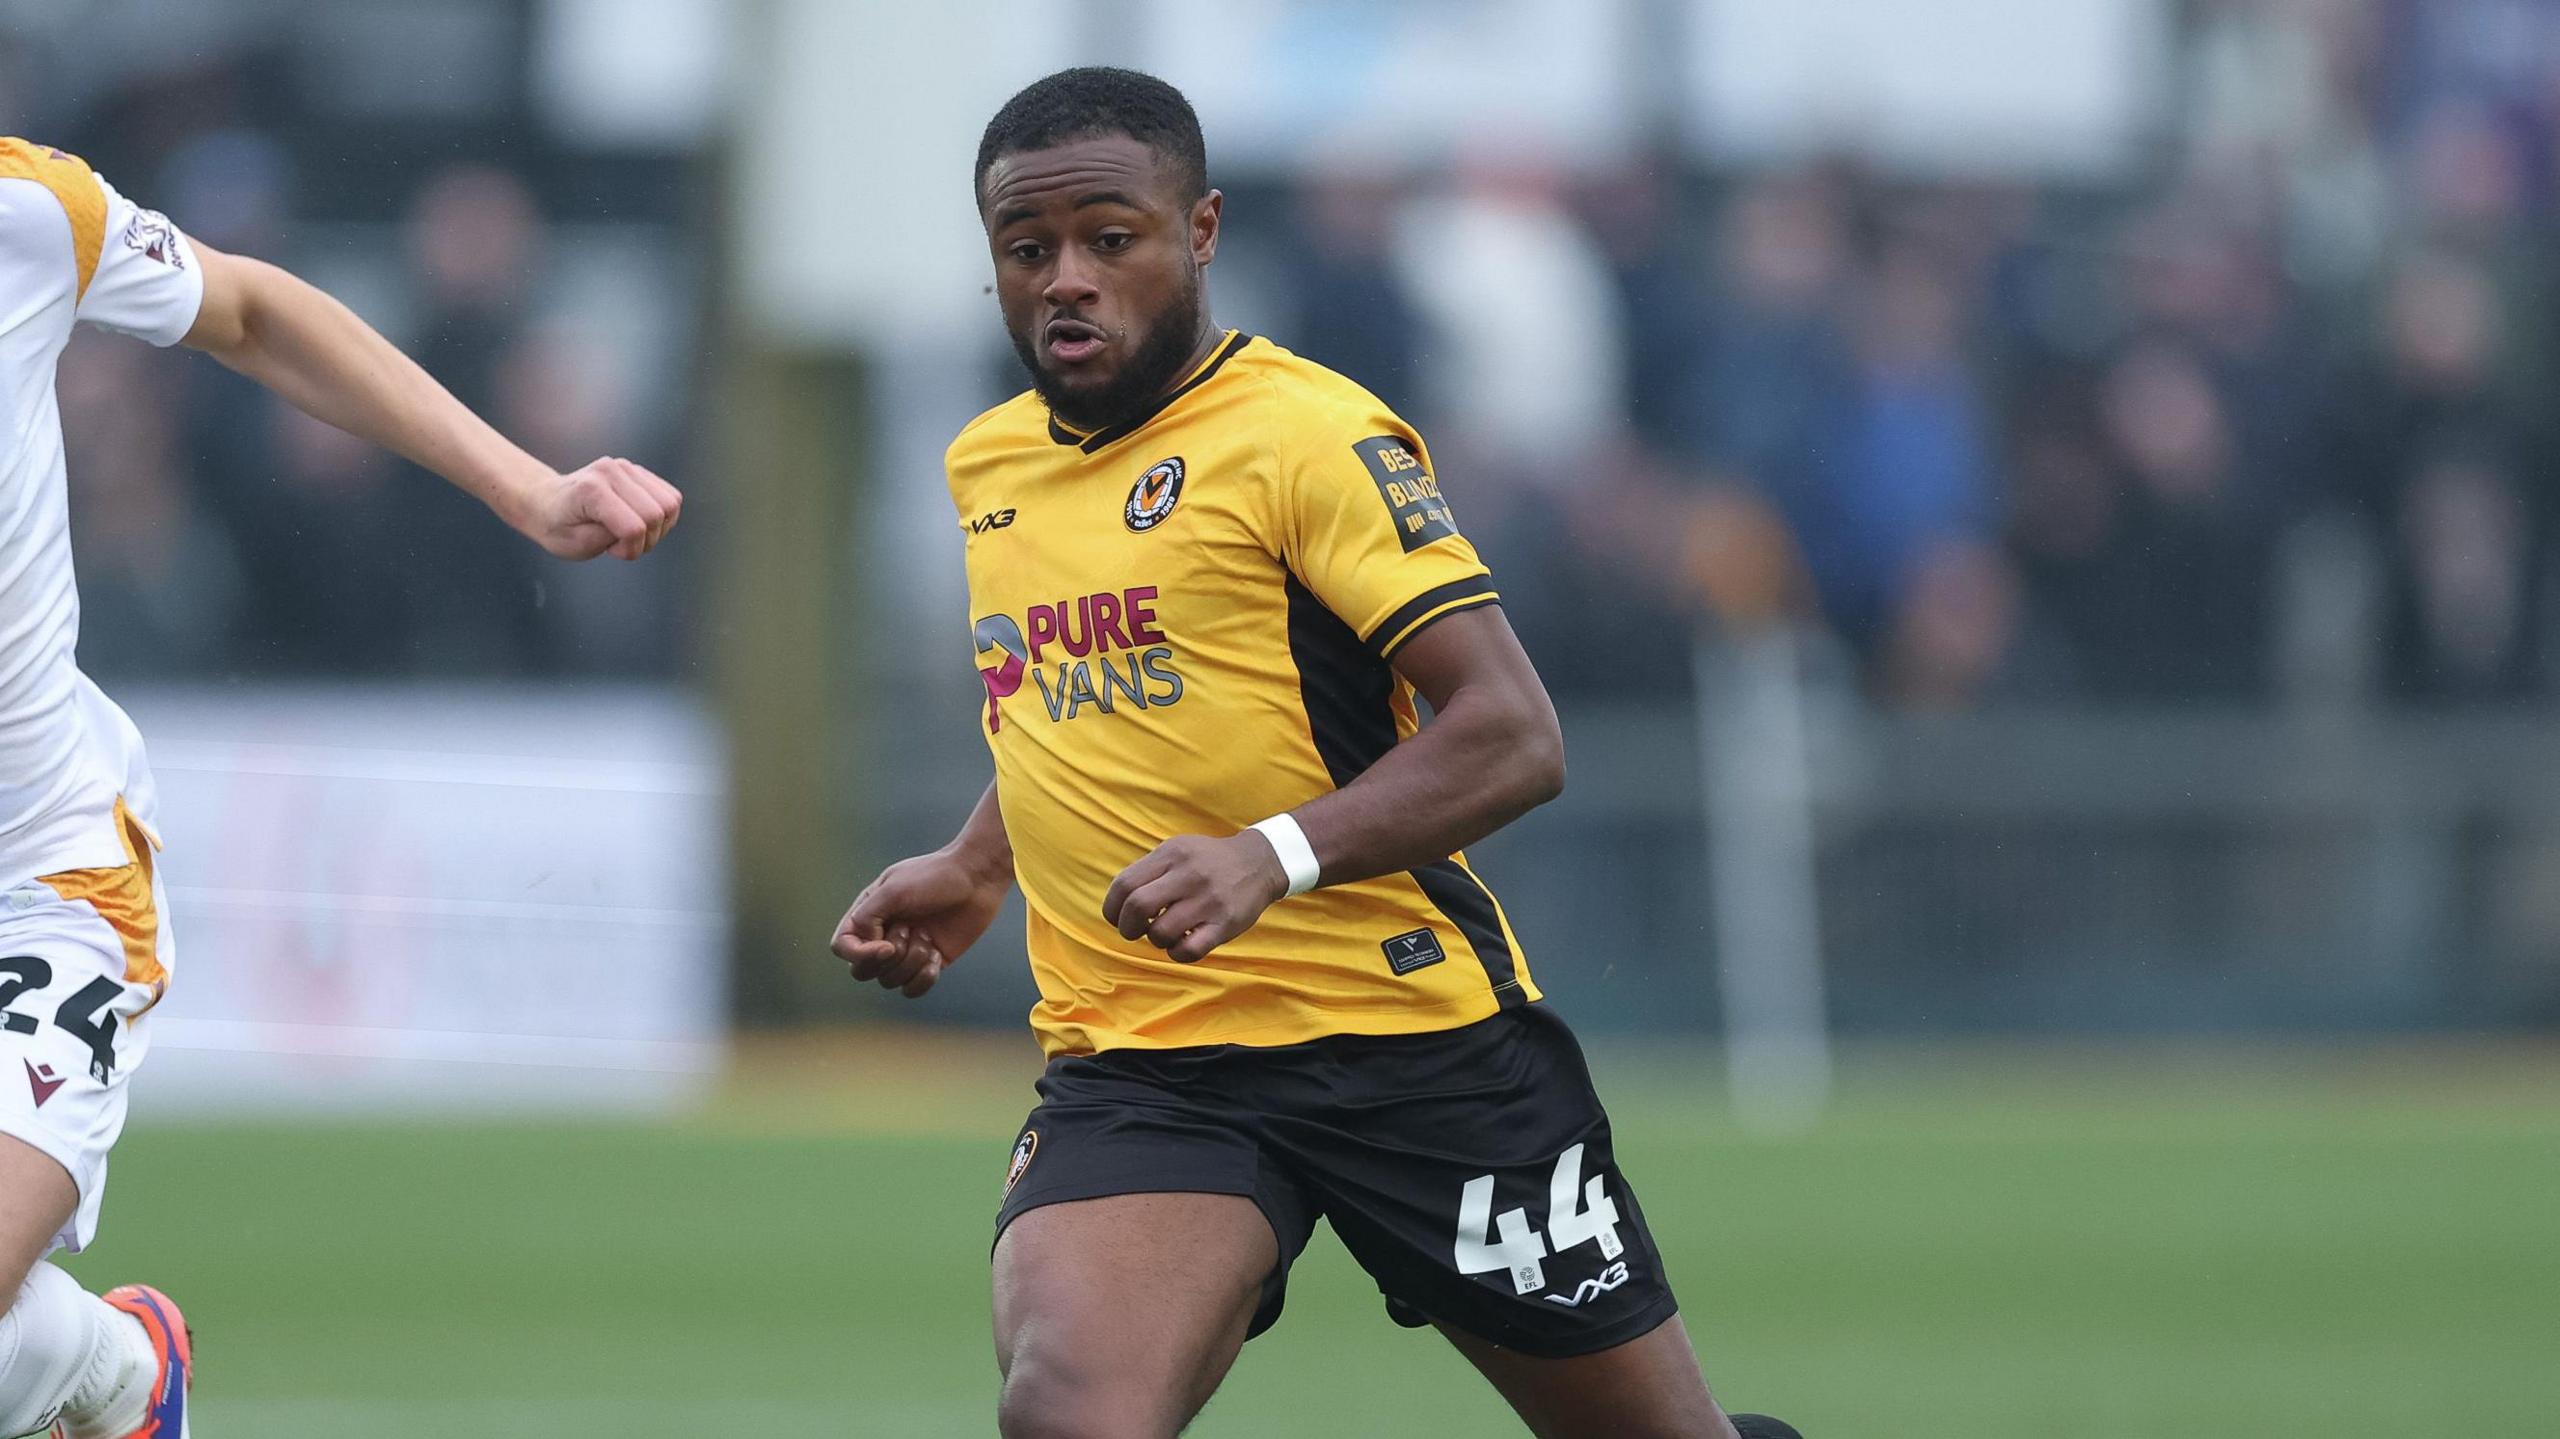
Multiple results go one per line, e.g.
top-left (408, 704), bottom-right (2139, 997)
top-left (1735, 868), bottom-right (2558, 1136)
top-left (1103, 832), bottom-right (1292, 964)
top-left (832, 847), bottom-right (1010, 998)
top-left (509, 456), bottom-right (684, 562)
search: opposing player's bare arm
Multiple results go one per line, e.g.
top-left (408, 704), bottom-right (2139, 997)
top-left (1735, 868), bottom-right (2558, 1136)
top-left (1103, 605), bottom-right (1562, 962)
top-left (183, 243), bottom-right (680, 561)
top-left (832, 779), bottom-right (1014, 997)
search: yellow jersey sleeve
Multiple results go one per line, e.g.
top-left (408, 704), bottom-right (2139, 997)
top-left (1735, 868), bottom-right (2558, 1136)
top-left (1278, 401), bottom-right (1498, 660)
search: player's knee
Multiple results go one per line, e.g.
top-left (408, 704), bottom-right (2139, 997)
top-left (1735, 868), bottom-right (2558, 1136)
top-left (996, 1354), bottom-right (1180, 1439)
top-left (0, 1254), bottom-right (36, 1311)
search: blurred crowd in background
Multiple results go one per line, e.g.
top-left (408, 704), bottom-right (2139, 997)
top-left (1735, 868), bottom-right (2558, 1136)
top-left (0, 3), bottom-right (697, 681)
top-left (1261, 0), bottom-right (2560, 710)
top-left (9, 0), bottom-right (2560, 712)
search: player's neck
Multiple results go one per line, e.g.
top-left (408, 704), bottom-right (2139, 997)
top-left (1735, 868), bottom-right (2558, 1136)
top-left (1165, 318), bottom-right (1224, 394)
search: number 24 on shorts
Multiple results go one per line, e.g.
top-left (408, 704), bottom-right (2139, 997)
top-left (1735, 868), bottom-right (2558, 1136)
top-left (0, 956), bottom-right (124, 1083)
top-left (1452, 1143), bottom-right (1625, 1296)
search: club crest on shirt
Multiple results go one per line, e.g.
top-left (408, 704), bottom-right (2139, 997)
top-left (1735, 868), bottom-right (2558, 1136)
top-left (1004, 1129), bottom-right (1039, 1197)
top-left (1124, 457), bottom-right (1185, 532)
top-left (121, 209), bottom-right (184, 269)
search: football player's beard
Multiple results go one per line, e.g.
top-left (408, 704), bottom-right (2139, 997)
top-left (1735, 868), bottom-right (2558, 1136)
top-left (1015, 267), bottom-right (1205, 434)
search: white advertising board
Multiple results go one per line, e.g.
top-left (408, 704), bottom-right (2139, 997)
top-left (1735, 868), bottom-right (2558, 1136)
top-left (1687, 0), bottom-right (2171, 178)
top-left (113, 686), bottom-right (726, 1115)
top-left (1135, 0), bottom-right (1641, 172)
top-left (733, 0), bottom-right (1081, 350)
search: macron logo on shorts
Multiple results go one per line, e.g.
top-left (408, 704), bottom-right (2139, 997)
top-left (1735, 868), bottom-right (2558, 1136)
top-left (25, 1059), bottom-right (64, 1108)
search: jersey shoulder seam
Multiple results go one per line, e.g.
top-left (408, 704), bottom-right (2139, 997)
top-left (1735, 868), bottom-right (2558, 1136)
top-left (0, 139), bottom-right (104, 300)
top-left (1242, 356), bottom-right (1415, 503)
top-left (1244, 345), bottom-right (1411, 431)
top-left (950, 390), bottom-right (1043, 447)
top-left (1242, 357), bottom-right (1410, 604)
top-left (944, 391), bottom-right (1048, 500)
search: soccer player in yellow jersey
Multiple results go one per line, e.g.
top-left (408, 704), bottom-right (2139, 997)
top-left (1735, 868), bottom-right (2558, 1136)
top-left (0, 138), bottom-right (678, 1439)
top-left (834, 69), bottom-right (1800, 1439)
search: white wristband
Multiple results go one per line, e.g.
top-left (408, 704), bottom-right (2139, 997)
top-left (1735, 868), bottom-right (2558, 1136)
top-left (1248, 814), bottom-right (1322, 897)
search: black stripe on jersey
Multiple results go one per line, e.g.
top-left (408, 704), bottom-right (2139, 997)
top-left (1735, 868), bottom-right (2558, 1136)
top-left (1284, 575), bottom-right (1527, 1007)
top-left (1363, 576), bottom-right (1501, 660)
top-left (1409, 860), bottom-right (1526, 1002)
top-left (1047, 331), bottom-right (1255, 452)
top-left (1286, 575), bottom-right (1398, 780)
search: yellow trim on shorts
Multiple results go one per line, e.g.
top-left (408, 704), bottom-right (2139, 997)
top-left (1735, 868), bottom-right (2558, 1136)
top-left (37, 799), bottom-right (165, 990)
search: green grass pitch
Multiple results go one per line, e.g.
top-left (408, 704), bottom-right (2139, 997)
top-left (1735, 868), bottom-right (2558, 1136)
top-left (62, 1037), bottom-right (2560, 1437)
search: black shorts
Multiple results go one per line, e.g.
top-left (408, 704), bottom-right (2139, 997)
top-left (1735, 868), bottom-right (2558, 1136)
top-left (992, 1004), bottom-right (1680, 1359)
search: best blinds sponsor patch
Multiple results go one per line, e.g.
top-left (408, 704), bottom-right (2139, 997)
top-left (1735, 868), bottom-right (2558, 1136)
top-left (1355, 436), bottom-right (1459, 553)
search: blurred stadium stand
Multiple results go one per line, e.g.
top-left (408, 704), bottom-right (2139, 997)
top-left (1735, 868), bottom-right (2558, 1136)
top-left (4, 0), bottom-right (2556, 1106)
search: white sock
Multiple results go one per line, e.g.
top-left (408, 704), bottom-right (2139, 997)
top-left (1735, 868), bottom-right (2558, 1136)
top-left (57, 1300), bottom-right (153, 1439)
top-left (0, 1264), bottom-right (154, 1439)
top-left (0, 1262), bottom-right (89, 1436)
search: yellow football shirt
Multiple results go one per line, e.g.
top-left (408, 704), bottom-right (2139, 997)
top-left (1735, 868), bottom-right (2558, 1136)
top-left (946, 332), bottom-right (1543, 1056)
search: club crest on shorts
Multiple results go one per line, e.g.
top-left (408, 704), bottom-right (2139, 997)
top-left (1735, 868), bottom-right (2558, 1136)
top-left (1124, 457), bottom-right (1185, 532)
top-left (1004, 1130), bottom-right (1040, 1197)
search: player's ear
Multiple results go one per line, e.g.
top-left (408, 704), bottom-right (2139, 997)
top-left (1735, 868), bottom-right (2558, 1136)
top-left (1191, 189), bottom-right (1222, 268)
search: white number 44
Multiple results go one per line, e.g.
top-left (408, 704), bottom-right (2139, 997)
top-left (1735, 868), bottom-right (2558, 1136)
top-left (1452, 1143), bottom-right (1625, 1296)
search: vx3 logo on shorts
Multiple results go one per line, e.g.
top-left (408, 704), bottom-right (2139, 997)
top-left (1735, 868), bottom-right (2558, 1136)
top-left (1541, 1260), bottom-right (1632, 1308)
top-left (25, 1059), bottom-right (65, 1108)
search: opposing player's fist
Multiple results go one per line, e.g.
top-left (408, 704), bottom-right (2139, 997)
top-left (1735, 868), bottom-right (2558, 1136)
top-left (509, 456), bottom-right (683, 561)
top-left (832, 847), bottom-right (1011, 999)
top-left (1103, 832), bottom-right (1291, 964)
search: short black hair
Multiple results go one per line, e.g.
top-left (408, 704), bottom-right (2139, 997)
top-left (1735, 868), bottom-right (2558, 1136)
top-left (975, 67), bottom-right (1208, 206)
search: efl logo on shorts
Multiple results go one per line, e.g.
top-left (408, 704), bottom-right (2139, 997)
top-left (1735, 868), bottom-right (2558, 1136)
top-left (1381, 928), bottom-right (1446, 976)
top-left (1004, 1130), bottom-right (1039, 1198)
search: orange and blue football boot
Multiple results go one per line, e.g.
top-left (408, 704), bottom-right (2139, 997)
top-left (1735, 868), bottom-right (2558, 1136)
top-left (97, 1286), bottom-right (189, 1439)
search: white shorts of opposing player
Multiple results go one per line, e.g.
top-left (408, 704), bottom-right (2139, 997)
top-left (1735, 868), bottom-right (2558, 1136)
top-left (0, 821), bottom-right (168, 1257)
top-left (0, 807), bottom-right (173, 1439)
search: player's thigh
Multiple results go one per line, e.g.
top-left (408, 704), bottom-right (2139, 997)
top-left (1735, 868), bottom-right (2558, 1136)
top-left (993, 1191), bottom-right (1275, 1439)
top-left (1440, 1311), bottom-right (1738, 1439)
top-left (1296, 1008), bottom-right (1681, 1356)
top-left (0, 1132), bottom-right (77, 1297)
top-left (1, 904), bottom-right (155, 1272)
